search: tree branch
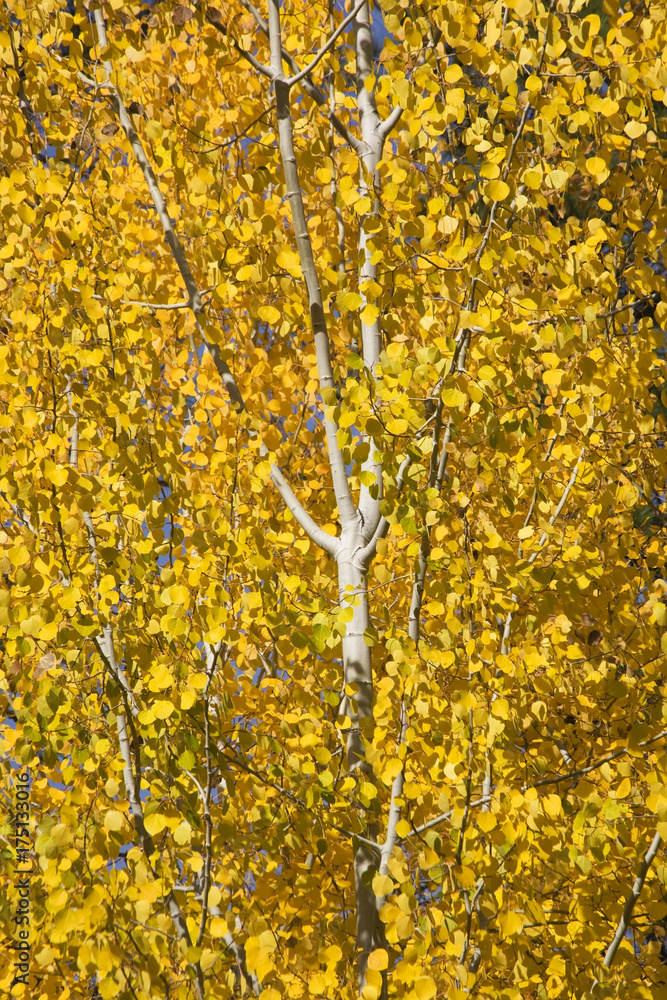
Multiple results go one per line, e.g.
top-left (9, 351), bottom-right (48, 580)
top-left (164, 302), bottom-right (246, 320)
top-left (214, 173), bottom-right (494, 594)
top-left (267, 0), bottom-right (356, 530)
top-left (92, 5), bottom-right (336, 558)
top-left (80, 375), bottom-right (203, 996)
top-left (92, 8), bottom-right (245, 412)
top-left (196, 645), bottom-right (218, 948)
top-left (406, 325), bottom-right (467, 644)
top-left (501, 444), bottom-right (585, 655)
top-left (526, 728), bottom-right (667, 791)
top-left (286, 0), bottom-right (366, 87)
top-left (407, 797), bottom-right (489, 839)
top-left (374, 701), bottom-right (408, 917)
top-left (329, 110), bottom-right (364, 154)
top-left (593, 831), bottom-right (662, 989)
top-left (229, 0), bottom-right (365, 151)
top-left (270, 463), bottom-right (341, 557)
top-left (358, 453), bottom-right (412, 566)
top-left (377, 104), bottom-right (403, 141)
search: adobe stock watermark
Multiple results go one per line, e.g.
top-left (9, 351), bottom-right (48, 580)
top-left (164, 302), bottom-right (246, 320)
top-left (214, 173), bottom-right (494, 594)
top-left (9, 767), bottom-right (33, 991)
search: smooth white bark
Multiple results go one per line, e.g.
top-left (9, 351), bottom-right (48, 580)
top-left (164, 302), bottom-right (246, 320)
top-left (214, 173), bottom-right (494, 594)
top-left (268, 0), bottom-right (356, 532)
top-left (591, 831), bottom-right (662, 993)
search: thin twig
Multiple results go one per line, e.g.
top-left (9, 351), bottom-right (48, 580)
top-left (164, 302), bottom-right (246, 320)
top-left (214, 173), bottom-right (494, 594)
top-left (592, 831), bottom-right (662, 991)
top-left (286, 0), bottom-right (366, 86)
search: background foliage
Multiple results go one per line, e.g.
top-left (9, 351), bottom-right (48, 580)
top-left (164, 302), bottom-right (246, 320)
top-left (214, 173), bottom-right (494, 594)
top-left (2, 0), bottom-right (667, 998)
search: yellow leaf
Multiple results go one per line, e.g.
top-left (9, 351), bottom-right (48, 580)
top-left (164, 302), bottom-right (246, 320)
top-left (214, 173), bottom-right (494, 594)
top-left (477, 812), bottom-right (497, 832)
top-left (21, 615), bottom-right (42, 636)
top-left (499, 911), bottom-right (523, 938)
top-left (543, 794), bottom-right (562, 817)
top-left (616, 482), bottom-right (638, 508)
top-left (98, 977), bottom-right (121, 999)
top-left (585, 156), bottom-right (606, 176)
top-left (615, 777), bottom-right (632, 799)
top-left (372, 874), bottom-right (394, 897)
top-left (181, 689), bottom-right (196, 710)
top-left (479, 162), bottom-right (499, 180)
top-left (396, 819), bottom-right (411, 838)
top-left (653, 602), bottom-right (667, 626)
top-left (547, 169), bottom-right (569, 190)
top-left (210, 916), bottom-right (229, 937)
top-left (200, 948), bottom-right (217, 970)
top-left (46, 887), bottom-right (68, 913)
top-left (50, 823), bottom-right (72, 847)
top-left (9, 545), bottom-right (30, 566)
top-left (360, 303), bottom-right (379, 325)
top-left (173, 820), bottom-right (192, 844)
top-left (160, 614), bottom-right (187, 637)
top-left (47, 466), bottom-right (69, 487)
top-left (414, 977), bottom-right (436, 1000)
top-left (624, 120), bottom-right (646, 140)
top-left (382, 758), bottom-right (403, 783)
top-left (386, 342), bottom-right (405, 359)
top-left (386, 417), bottom-right (408, 434)
top-left (145, 119), bottom-right (164, 140)
top-left (276, 247), bottom-right (300, 273)
top-left (441, 387), bottom-right (467, 407)
top-left (152, 699), bottom-right (175, 719)
top-left (523, 168), bottom-right (542, 190)
top-left (454, 865), bottom-right (476, 888)
top-left (258, 305), bottom-right (281, 324)
top-left (367, 948), bottom-right (389, 971)
top-left (149, 664), bottom-right (173, 691)
top-left (488, 179), bottom-right (510, 201)
top-left (169, 585), bottom-right (189, 605)
top-left (35, 947), bottom-right (56, 966)
top-left (104, 810), bottom-right (124, 831)
top-left (144, 812), bottom-right (167, 836)
top-left (359, 780), bottom-right (377, 800)
top-left (340, 291), bottom-right (363, 311)
top-left (491, 698), bottom-right (509, 719)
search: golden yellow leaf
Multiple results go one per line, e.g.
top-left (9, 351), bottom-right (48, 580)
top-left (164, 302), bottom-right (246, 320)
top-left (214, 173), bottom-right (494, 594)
top-left (498, 911), bottom-right (523, 938)
top-left (441, 387), bottom-right (467, 407)
top-left (414, 977), bottom-right (436, 1000)
top-left (144, 813), bottom-right (167, 836)
top-left (152, 699), bottom-right (175, 719)
top-left (624, 120), bottom-right (646, 140)
top-left (372, 874), bottom-right (394, 897)
top-left (104, 810), bottom-right (124, 831)
top-left (173, 820), bottom-right (192, 844)
top-left (367, 948), bottom-right (389, 971)
top-left (488, 179), bottom-right (510, 201)
top-left (585, 156), bottom-right (606, 175)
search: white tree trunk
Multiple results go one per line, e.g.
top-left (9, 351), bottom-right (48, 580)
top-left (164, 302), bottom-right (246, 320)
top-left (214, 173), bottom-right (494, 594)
top-left (338, 533), bottom-right (383, 989)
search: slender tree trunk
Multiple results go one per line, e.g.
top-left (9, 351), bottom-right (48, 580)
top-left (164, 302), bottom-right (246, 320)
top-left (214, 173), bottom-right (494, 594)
top-left (264, 2), bottom-right (402, 989)
top-left (338, 530), bottom-right (382, 989)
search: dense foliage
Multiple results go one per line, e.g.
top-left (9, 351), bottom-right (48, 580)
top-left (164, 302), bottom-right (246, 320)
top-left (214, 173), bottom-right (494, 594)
top-left (2, 1), bottom-right (667, 998)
